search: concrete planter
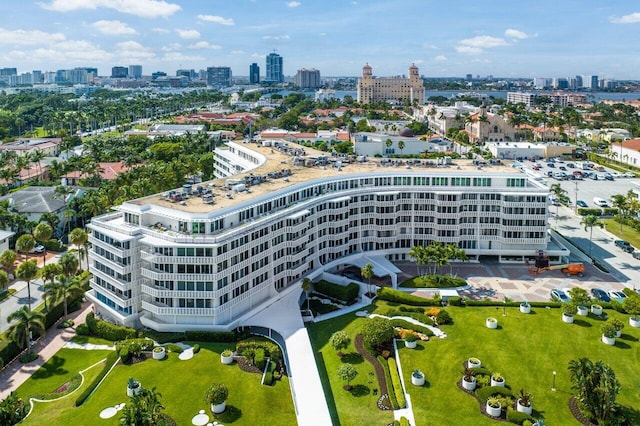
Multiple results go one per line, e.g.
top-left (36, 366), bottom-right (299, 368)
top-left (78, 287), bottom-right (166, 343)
top-left (211, 401), bottom-right (226, 414)
top-left (467, 358), bottom-right (481, 369)
top-left (591, 304), bottom-right (603, 315)
top-left (405, 340), bottom-right (417, 349)
top-left (602, 334), bottom-right (616, 346)
top-left (615, 330), bottom-right (622, 338)
top-left (562, 313), bottom-right (574, 324)
top-left (519, 303), bottom-right (531, 314)
top-left (490, 377), bottom-right (505, 387)
top-left (462, 377), bottom-right (476, 391)
top-left (517, 400), bottom-right (533, 415)
top-left (576, 306), bottom-right (588, 316)
top-left (486, 317), bottom-right (498, 329)
top-left (411, 372), bottom-right (425, 386)
top-left (630, 317), bottom-right (640, 328)
top-left (220, 352), bottom-right (234, 365)
top-left (127, 384), bottom-right (142, 397)
top-left (486, 401), bottom-right (502, 417)
top-left (152, 347), bottom-right (165, 360)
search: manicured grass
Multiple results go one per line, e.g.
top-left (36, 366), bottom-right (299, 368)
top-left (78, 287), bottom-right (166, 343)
top-left (19, 343), bottom-right (295, 425)
top-left (311, 302), bottom-right (640, 425)
top-left (0, 288), bottom-right (16, 302)
top-left (70, 335), bottom-right (114, 346)
top-left (604, 219), bottom-right (640, 249)
top-left (16, 348), bottom-right (111, 401)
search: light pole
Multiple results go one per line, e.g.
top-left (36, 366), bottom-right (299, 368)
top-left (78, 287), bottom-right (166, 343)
top-left (552, 371), bottom-right (557, 391)
top-left (503, 299), bottom-right (506, 316)
top-left (574, 181), bottom-right (579, 214)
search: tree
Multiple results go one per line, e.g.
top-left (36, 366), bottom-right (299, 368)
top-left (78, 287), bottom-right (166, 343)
top-left (44, 275), bottom-right (84, 318)
top-left (361, 317), bottom-right (394, 352)
top-left (7, 306), bottom-right (45, 354)
top-left (611, 193), bottom-right (628, 233)
top-left (361, 263), bottom-right (374, 297)
top-left (120, 387), bottom-right (165, 426)
top-left (622, 293), bottom-right (640, 320)
top-left (581, 215), bottom-right (602, 257)
top-left (40, 263), bottom-right (63, 310)
top-left (397, 140), bottom-right (405, 156)
top-left (0, 391), bottom-right (29, 425)
top-left (329, 331), bottom-right (351, 357)
top-left (408, 245), bottom-right (427, 276)
top-left (0, 249), bottom-right (17, 277)
top-left (0, 270), bottom-right (8, 290)
top-left (549, 183), bottom-right (570, 206)
top-left (33, 222), bottom-right (53, 266)
top-left (337, 363), bottom-right (358, 390)
top-left (568, 358), bottom-right (621, 425)
top-left (301, 277), bottom-right (312, 314)
top-left (204, 383), bottom-right (228, 406)
top-left (59, 252), bottom-right (79, 278)
top-left (16, 260), bottom-right (38, 311)
top-left (15, 234), bottom-right (35, 262)
top-left (69, 228), bottom-right (88, 272)
top-left (385, 138), bottom-right (392, 155)
top-left (567, 287), bottom-right (590, 307)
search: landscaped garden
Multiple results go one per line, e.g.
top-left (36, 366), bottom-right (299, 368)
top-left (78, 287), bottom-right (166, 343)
top-left (308, 289), bottom-right (640, 426)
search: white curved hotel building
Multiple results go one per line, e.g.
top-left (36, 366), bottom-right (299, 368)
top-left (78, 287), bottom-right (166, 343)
top-left (87, 141), bottom-right (563, 331)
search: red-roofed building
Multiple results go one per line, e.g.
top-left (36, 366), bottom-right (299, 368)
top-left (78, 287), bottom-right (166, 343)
top-left (611, 139), bottom-right (640, 168)
top-left (62, 162), bottom-right (132, 186)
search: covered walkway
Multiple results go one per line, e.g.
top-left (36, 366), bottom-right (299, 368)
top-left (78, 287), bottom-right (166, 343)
top-left (348, 255), bottom-right (402, 287)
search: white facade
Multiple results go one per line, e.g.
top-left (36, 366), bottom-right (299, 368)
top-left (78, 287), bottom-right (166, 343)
top-left (353, 132), bottom-right (452, 157)
top-left (87, 142), bottom-right (560, 332)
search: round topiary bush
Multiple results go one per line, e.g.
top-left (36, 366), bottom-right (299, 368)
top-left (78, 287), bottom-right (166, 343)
top-left (205, 383), bottom-right (229, 405)
top-left (361, 317), bottom-right (395, 351)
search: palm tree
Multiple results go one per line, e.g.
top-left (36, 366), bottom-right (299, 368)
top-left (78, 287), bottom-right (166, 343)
top-left (33, 222), bottom-right (53, 266)
top-left (408, 245), bottom-right (426, 276)
top-left (120, 387), bottom-right (165, 426)
top-left (301, 277), bottom-right (312, 314)
top-left (610, 194), bottom-right (628, 233)
top-left (581, 214), bottom-right (601, 258)
top-left (44, 275), bottom-right (84, 318)
top-left (7, 306), bottom-right (45, 354)
top-left (69, 228), bottom-right (88, 272)
top-left (16, 259), bottom-right (39, 311)
top-left (0, 270), bottom-right (9, 290)
top-left (15, 234), bottom-right (35, 262)
top-left (59, 252), bottom-right (79, 278)
top-left (397, 140), bottom-right (405, 156)
top-left (361, 263), bottom-right (374, 297)
top-left (40, 263), bottom-right (63, 310)
top-left (0, 249), bottom-right (17, 277)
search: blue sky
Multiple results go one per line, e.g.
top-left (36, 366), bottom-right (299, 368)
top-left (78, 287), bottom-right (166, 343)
top-left (2, 1), bottom-right (640, 79)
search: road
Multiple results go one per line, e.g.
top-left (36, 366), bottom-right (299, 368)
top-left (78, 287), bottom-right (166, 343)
top-left (0, 279), bottom-right (45, 333)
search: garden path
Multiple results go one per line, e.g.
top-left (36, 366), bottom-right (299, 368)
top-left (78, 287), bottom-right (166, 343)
top-left (368, 313), bottom-right (447, 338)
top-left (63, 342), bottom-right (115, 351)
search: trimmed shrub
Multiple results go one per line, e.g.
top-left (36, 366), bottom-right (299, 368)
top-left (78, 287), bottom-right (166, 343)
top-left (86, 312), bottom-right (136, 342)
top-left (476, 385), bottom-right (514, 401)
top-left (506, 409), bottom-right (534, 424)
top-left (75, 352), bottom-right (119, 406)
top-left (163, 344), bottom-right (184, 354)
top-left (436, 310), bottom-right (453, 325)
top-left (388, 358), bottom-right (406, 408)
top-left (401, 274), bottom-right (467, 288)
top-left (0, 341), bottom-right (20, 368)
top-left (192, 344), bottom-right (200, 354)
top-left (397, 306), bottom-right (425, 313)
top-left (313, 280), bottom-right (360, 304)
top-left (118, 348), bottom-right (130, 362)
top-left (142, 330), bottom-right (186, 344)
top-left (377, 287), bottom-right (440, 306)
top-left (19, 351), bottom-right (38, 363)
top-left (254, 348), bottom-right (266, 370)
top-left (610, 300), bottom-right (626, 313)
top-left (43, 239), bottom-right (67, 252)
top-left (75, 323), bottom-right (90, 335)
top-left (399, 417), bottom-right (410, 426)
top-left (577, 208), bottom-right (603, 216)
top-left (448, 296), bottom-right (463, 306)
top-left (184, 330), bottom-right (237, 342)
top-left (389, 319), bottom-right (434, 337)
top-left (377, 355), bottom-right (399, 409)
top-left (263, 372), bottom-right (273, 386)
top-left (236, 339), bottom-right (282, 362)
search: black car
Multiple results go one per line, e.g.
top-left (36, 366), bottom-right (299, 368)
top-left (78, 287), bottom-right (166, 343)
top-left (591, 288), bottom-right (611, 303)
top-left (615, 240), bottom-right (634, 253)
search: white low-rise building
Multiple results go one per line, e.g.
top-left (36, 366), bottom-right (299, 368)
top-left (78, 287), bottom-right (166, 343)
top-left (353, 132), bottom-right (452, 157)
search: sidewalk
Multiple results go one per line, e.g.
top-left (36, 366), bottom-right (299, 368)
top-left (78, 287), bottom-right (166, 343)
top-left (0, 301), bottom-right (93, 400)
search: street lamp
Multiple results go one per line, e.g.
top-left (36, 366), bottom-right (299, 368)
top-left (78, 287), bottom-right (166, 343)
top-left (503, 299), bottom-right (507, 316)
top-left (552, 371), bottom-right (557, 391)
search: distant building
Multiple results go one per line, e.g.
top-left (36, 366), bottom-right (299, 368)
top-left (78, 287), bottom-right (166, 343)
top-left (151, 71), bottom-right (167, 80)
top-left (315, 89), bottom-right (336, 102)
top-left (207, 67), bottom-right (232, 88)
top-left (295, 68), bottom-right (321, 89)
top-left (356, 63), bottom-right (424, 105)
top-left (176, 69), bottom-right (195, 80)
top-left (112, 66), bottom-right (128, 79)
top-left (265, 52), bottom-right (284, 83)
top-left (507, 92), bottom-right (536, 108)
top-left (582, 75), bottom-right (599, 89)
top-left (0, 138), bottom-right (61, 157)
top-left (129, 65), bottom-right (143, 79)
top-left (0, 68), bottom-right (17, 76)
top-left (249, 63), bottom-right (260, 84)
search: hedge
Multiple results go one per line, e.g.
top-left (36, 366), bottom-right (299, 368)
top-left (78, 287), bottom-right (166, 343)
top-left (377, 287), bottom-right (440, 306)
top-left (400, 417), bottom-right (410, 426)
top-left (43, 239), bottom-right (67, 252)
top-left (313, 280), bottom-right (360, 304)
top-left (463, 299), bottom-right (562, 309)
top-left (254, 348), bottom-right (266, 370)
top-left (476, 386), bottom-right (514, 401)
top-left (263, 372), bottom-right (273, 386)
top-left (86, 312), bottom-right (137, 342)
top-left (75, 352), bottom-right (119, 406)
top-left (384, 309), bottom-right (435, 326)
top-left (163, 344), bottom-right (183, 354)
top-left (377, 355), bottom-right (399, 409)
top-left (577, 208), bottom-right (602, 216)
top-left (400, 274), bottom-right (467, 288)
top-left (0, 340), bottom-right (21, 368)
top-left (506, 409), bottom-right (534, 425)
top-left (236, 339), bottom-right (282, 362)
top-left (184, 330), bottom-right (237, 342)
top-left (141, 330), bottom-right (185, 344)
top-left (389, 319), bottom-right (434, 337)
top-left (388, 357), bottom-right (406, 408)
top-left (397, 306), bottom-right (425, 313)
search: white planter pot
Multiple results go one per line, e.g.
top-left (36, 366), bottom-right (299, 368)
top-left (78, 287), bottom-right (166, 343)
top-left (519, 303), bottom-right (531, 314)
top-left (602, 334), bottom-right (616, 346)
top-left (220, 353), bottom-right (234, 365)
top-left (517, 400), bottom-right (533, 415)
top-left (486, 402), bottom-right (502, 417)
top-left (486, 317), bottom-right (498, 329)
top-left (630, 317), bottom-right (640, 328)
top-left (490, 378), bottom-right (505, 387)
top-left (577, 306), bottom-right (588, 316)
top-left (562, 313), bottom-right (574, 323)
top-left (591, 305), bottom-right (603, 315)
top-left (467, 358), bottom-right (481, 369)
top-left (462, 377), bottom-right (476, 391)
top-left (405, 340), bottom-right (417, 349)
top-left (615, 330), bottom-right (622, 338)
top-left (211, 401), bottom-right (226, 414)
top-left (411, 374), bottom-right (425, 386)
top-left (152, 347), bottom-right (165, 360)
top-left (127, 385), bottom-right (142, 397)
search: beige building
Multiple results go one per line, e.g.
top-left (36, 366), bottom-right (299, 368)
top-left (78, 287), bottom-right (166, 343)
top-left (357, 64), bottom-right (424, 105)
top-left (464, 105), bottom-right (516, 144)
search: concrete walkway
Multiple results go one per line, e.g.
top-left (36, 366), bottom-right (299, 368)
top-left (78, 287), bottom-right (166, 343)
top-left (0, 302), bottom-right (93, 400)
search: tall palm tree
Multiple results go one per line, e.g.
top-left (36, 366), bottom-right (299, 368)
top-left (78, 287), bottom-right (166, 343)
top-left (69, 228), bottom-right (88, 272)
top-left (581, 215), bottom-right (601, 258)
top-left (408, 245), bottom-right (426, 276)
top-left (0, 269), bottom-right (9, 290)
top-left (610, 194), bottom-right (628, 233)
top-left (15, 234), bottom-right (35, 262)
top-left (58, 252), bottom-right (79, 278)
top-left (397, 140), bottom-right (405, 156)
top-left (7, 306), bottom-right (45, 354)
top-left (33, 222), bottom-right (53, 266)
top-left (361, 263), bottom-right (374, 297)
top-left (301, 278), bottom-right (312, 314)
top-left (44, 275), bottom-right (84, 318)
top-left (0, 249), bottom-right (17, 278)
top-left (40, 263), bottom-right (63, 310)
top-left (16, 259), bottom-right (39, 311)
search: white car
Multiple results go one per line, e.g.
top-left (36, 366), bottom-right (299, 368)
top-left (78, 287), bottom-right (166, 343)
top-left (608, 290), bottom-right (627, 303)
top-left (29, 244), bottom-right (45, 254)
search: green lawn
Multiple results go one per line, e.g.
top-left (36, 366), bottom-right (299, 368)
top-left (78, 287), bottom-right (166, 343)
top-left (604, 219), bottom-right (640, 249)
top-left (310, 302), bottom-right (640, 426)
top-left (18, 343), bottom-right (296, 426)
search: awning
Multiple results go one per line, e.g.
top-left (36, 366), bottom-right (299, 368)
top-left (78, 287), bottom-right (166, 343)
top-left (348, 256), bottom-right (400, 277)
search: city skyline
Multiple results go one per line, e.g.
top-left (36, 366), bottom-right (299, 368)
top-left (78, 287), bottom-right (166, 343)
top-left (2, 1), bottom-right (640, 79)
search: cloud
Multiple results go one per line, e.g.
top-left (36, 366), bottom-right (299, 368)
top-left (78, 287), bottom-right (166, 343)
top-left (456, 35), bottom-right (508, 54)
top-left (412, 59), bottom-right (424, 65)
top-left (231, 50), bottom-right (245, 54)
top-left (197, 14), bottom-right (235, 26)
top-left (505, 28), bottom-right (537, 40)
top-left (161, 42), bottom-right (181, 51)
top-left (262, 34), bottom-right (290, 40)
top-left (91, 20), bottom-right (136, 35)
top-left (162, 52), bottom-right (204, 62)
top-left (286, 1), bottom-right (301, 7)
top-left (152, 28), bottom-right (170, 34)
top-left (610, 12), bottom-right (640, 24)
top-left (175, 29), bottom-right (200, 39)
top-left (115, 40), bottom-right (155, 61)
top-left (0, 27), bottom-right (66, 45)
top-left (434, 55), bottom-right (447, 62)
top-left (39, 0), bottom-right (181, 19)
top-left (188, 41), bottom-right (222, 49)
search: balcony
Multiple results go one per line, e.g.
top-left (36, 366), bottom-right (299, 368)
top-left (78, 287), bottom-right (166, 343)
top-left (141, 284), bottom-right (216, 299)
top-left (141, 299), bottom-right (216, 316)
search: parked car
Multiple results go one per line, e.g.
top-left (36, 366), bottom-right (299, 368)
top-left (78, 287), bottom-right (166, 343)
top-left (623, 172), bottom-right (635, 178)
top-left (550, 288), bottom-right (570, 302)
top-left (633, 251), bottom-right (640, 260)
top-left (29, 244), bottom-right (45, 254)
top-left (608, 290), bottom-right (627, 303)
top-left (614, 240), bottom-right (634, 253)
top-left (567, 163), bottom-right (575, 168)
top-left (576, 200), bottom-right (588, 208)
top-left (603, 173), bottom-right (614, 181)
top-left (590, 288), bottom-right (611, 303)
